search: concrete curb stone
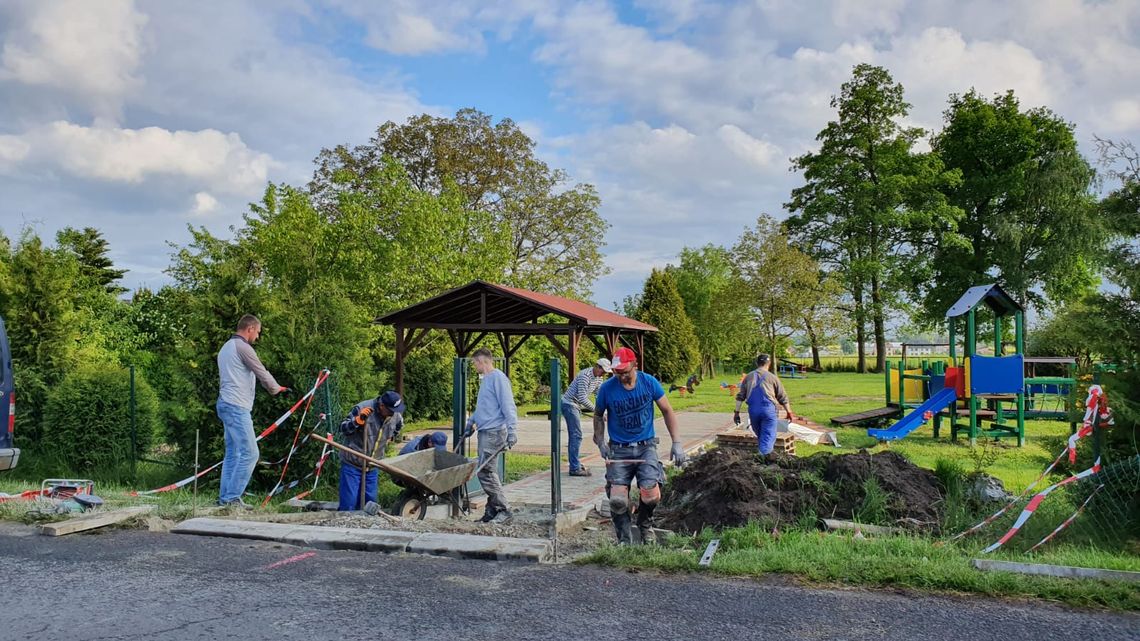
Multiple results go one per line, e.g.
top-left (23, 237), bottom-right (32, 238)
top-left (172, 517), bottom-right (552, 563)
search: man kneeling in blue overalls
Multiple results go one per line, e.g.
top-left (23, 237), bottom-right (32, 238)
top-left (399, 431), bottom-right (448, 455)
top-left (733, 354), bottom-right (797, 457)
top-left (593, 347), bottom-right (688, 544)
top-left (337, 391), bottom-right (405, 511)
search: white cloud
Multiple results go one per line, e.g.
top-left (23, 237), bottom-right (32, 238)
top-left (326, 0), bottom-right (492, 55)
top-left (0, 0), bottom-right (147, 120)
top-left (0, 134), bottom-right (31, 167)
top-left (192, 191), bottom-right (219, 215)
top-left (0, 122), bottom-right (275, 194)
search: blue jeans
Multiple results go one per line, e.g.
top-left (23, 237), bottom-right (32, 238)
top-left (217, 400), bottom-right (258, 504)
top-left (338, 463), bottom-right (378, 511)
top-left (562, 402), bottom-right (585, 471)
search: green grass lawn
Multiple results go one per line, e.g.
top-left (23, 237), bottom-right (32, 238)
top-left (589, 524), bottom-right (1140, 611)
top-left (587, 371), bottom-right (1140, 609)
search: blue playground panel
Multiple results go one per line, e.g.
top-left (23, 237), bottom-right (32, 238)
top-left (969, 355), bottom-right (1025, 395)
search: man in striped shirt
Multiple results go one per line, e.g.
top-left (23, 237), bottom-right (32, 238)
top-left (561, 357), bottom-right (612, 476)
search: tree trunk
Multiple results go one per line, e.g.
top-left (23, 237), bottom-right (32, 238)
top-left (853, 285), bottom-right (867, 373)
top-left (871, 272), bottom-right (886, 373)
top-left (804, 316), bottom-right (822, 371)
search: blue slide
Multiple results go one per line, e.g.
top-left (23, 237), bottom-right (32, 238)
top-left (867, 387), bottom-right (958, 441)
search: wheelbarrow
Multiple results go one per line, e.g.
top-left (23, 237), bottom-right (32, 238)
top-left (375, 448), bottom-right (479, 519)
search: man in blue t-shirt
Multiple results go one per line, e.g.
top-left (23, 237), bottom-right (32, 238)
top-left (593, 347), bottom-right (688, 544)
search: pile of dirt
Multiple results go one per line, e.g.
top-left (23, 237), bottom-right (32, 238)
top-left (658, 448), bottom-right (944, 533)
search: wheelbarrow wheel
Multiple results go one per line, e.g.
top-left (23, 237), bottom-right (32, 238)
top-left (391, 489), bottom-right (429, 520)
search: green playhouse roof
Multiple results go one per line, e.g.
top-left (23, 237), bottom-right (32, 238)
top-left (944, 284), bottom-right (1024, 318)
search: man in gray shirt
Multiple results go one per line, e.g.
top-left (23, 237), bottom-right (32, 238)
top-left (216, 314), bottom-right (285, 508)
top-left (561, 357), bottom-right (611, 476)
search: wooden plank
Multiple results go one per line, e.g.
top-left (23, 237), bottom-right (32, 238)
top-left (284, 498), bottom-right (339, 511)
top-left (822, 518), bottom-right (902, 536)
top-left (39, 505), bottom-right (156, 537)
top-left (939, 408), bottom-right (996, 417)
top-left (972, 559), bottom-right (1140, 583)
top-left (830, 406), bottom-right (899, 426)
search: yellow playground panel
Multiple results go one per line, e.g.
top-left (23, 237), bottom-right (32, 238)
top-left (889, 368), bottom-right (926, 403)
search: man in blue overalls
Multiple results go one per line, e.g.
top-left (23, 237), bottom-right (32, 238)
top-left (399, 431), bottom-right (448, 455)
top-left (593, 347), bottom-right (688, 544)
top-left (734, 354), bottom-right (797, 457)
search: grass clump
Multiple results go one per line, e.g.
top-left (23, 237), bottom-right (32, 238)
top-left (586, 527), bottom-right (1140, 611)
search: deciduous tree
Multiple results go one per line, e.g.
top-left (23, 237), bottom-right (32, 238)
top-left (786, 64), bottom-right (963, 372)
top-left (926, 90), bottom-right (1105, 318)
top-left (310, 108), bottom-right (608, 299)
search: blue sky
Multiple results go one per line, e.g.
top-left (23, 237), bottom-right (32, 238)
top-left (1, 0), bottom-right (1138, 311)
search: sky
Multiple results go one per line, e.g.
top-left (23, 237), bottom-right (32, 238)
top-left (1, 0), bottom-right (1138, 310)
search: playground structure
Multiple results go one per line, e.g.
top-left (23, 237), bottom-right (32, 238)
top-left (777, 361), bottom-right (807, 379)
top-left (832, 285), bottom-right (1079, 446)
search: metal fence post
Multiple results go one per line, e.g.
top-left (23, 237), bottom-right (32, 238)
top-left (550, 357), bottom-right (562, 515)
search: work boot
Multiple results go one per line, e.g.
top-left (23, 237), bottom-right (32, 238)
top-left (636, 504), bottom-right (657, 545)
top-left (491, 509), bottom-right (513, 524)
top-left (569, 466), bottom-right (592, 477)
top-left (479, 506), bottom-right (499, 523)
top-left (612, 512), bottom-right (633, 545)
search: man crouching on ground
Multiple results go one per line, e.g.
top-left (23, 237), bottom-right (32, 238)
top-left (593, 347), bottom-right (687, 544)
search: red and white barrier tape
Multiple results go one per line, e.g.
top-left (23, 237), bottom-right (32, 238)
top-left (981, 458), bottom-right (1102, 554)
top-left (130, 369), bottom-right (331, 496)
top-left (291, 432), bottom-right (333, 501)
top-left (1025, 484), bottom-right (1104, 553)
top-left (0, 489), bottom-right (49, 503)
top-left (947, 385), bottom-right (1111, 544)
top-left (264, 448), bottom-right (332, 500)
top-left (262, 407), bottom-right (326, 507)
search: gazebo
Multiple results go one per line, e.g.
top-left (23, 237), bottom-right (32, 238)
top-left (376, 280), bottom-right (657, 395)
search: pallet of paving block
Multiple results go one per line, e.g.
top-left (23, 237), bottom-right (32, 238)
top-left (774, 432), bottom-right (796, 455)
top-left (716, 431), bottom-right (795, 455)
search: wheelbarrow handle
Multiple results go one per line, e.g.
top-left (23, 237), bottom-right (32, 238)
top-left (311, 433), bottom-right (385, 468)
top-left (469, 445), bottom-right (507, 479)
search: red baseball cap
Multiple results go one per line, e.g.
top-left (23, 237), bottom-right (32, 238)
top-left (611, 347), bottom-right (637, 372)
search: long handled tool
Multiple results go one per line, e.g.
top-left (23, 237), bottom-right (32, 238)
top-left (311, 433), bottom-right (385, 468)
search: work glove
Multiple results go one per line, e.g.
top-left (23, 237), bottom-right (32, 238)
top-left (354, 406), bottom-right (373, 426)
top-left (507, 432), bottom-right (518, 449)
top-left (462, 422), bottom-right (475, 439)
top-left (597, 440), bottom-right (611, 461)
top-left (670, 442), bottom-right (688, 466)
top-left (733, 411), bottom-right (741, 426)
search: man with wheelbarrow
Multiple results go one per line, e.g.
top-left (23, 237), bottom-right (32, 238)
top-left (337, 390), bottom-right (406, 511)
top-left (464, 348), bottom-right (518, 524)
top-left (592, 347), bottom-right (688, 544)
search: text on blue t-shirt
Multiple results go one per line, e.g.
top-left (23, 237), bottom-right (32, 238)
top-left (595, 372), bottom-right (665, 443)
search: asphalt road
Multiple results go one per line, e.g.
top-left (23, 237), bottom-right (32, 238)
top-left (0, 523), bottom-right (1135, 641)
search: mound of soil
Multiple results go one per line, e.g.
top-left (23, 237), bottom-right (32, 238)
top-left (658, 448), bottom-right (944, 533)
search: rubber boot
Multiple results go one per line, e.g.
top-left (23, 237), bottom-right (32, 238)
top-left (636, 502), bottom-right (657, 545)
top-left (612, 511), bottom-right (633, 545)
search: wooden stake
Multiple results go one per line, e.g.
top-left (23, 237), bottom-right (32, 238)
top-left (40, 505), bottom-right (156, 537)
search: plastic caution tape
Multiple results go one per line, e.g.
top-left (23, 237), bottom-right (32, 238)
top-left (981, 458), bottom-right (1102, 554)
top-left (130, 370), bottom-right (330, 496)
top-left (947, 385), bottom-right (1111, 544)
top-left (1025, 484), bottom-right (1104, 553)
